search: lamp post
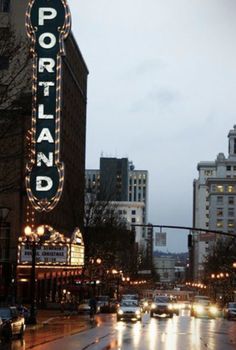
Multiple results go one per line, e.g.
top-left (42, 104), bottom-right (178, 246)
top-left (24, 225), bottom-right (45, 325)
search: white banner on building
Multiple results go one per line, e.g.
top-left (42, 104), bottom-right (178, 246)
top-left (20, 245), bottom-right (68, 264)
top-left (155, 232), bottom-right (167, 247)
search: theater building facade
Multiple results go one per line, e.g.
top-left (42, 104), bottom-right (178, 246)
top-left (0, 0), bottom-right (88, 303)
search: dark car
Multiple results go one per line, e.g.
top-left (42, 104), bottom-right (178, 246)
top-left (0, 306), bottom-right (25, 340)
top-left (223, 302), bottom-right (236, 320)
top-left (97, 296), bottom-right (110, 313)
top-left (150, 296), bottom-right (175, 318)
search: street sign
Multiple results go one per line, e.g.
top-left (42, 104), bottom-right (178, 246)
top-left (155, 232), bottom-right (167, 247)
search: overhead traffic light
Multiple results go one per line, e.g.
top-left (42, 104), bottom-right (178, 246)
top-left (188, 234), bottom-right (193, 248)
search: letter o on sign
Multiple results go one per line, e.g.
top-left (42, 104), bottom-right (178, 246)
top-left (39, 33), bottom-right (56, 49)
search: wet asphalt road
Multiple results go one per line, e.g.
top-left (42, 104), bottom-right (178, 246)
top-left (1, 311), bottom-right (236, 350)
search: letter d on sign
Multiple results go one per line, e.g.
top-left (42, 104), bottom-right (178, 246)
top-left (36, 176), bottom-right (53, 191)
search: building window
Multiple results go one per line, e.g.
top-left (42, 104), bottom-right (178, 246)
top-left (0, 0), bottom-right (10, 12)
top-left (217, 196), bottom-right (223, 204)
top-left (228, 185), bottom-right (234, 193)
top-left (204, 170), bottom-right (213, 176)
top-left (228, 220), bottom-right (234, 228)
top-left (216, 208), bottom-right (223, 217)
top-left (228, 196), bottom-right (234, 205)
top-left (131, 210), bottom-right (136, 215)
top-left (226, 165), bottom-right (231, 171)
top-left (234, 166), bottom-right (236, 171)
top-left (131, 218), bottom-right (136, 223)
top-left (216, 220), bottom-right (223, 228)
top-left (216, 185), bottom-right (224, 192)
top-left (228, 208), bottom-right (234, 217)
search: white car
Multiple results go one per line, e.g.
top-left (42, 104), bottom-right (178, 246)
top-left (77, 300), bottom-right (91, 314)
top-left (117, 300), bottom-right (142, 321)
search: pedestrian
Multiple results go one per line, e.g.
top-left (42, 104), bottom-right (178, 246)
top-left (89, 296), bottom-right (97, 321)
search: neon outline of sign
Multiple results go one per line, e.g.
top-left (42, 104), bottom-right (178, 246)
top-left (25, 0), bottom-right (71, 212)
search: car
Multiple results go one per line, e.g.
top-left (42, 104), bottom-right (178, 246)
top-left (223, 302), bottom-right (236, 320)
top-left (150, 295), bottom-right (175, 318)
top-left (117, 299), bottom-right (142, 321)
top-left (0, 306), bottom-right (25, 340)
top-left (97, 296), bottom-right (110, 313)
top-left (77, 299), bottom-right (91, 314)
top-left (190, 296), bottom-right (219, 318)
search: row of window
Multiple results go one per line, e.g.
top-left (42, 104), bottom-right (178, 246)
top-left (216, 220), bottom-right (235, 228)
top-left (212, 185), bottom-right (235, 193)
top-left (216, 196), bottom-right (234, 205)
top-left (129, 178), bottom-right (146, 185)
top-left (216, 208), bottom-right (234, 217)
top-left (226, 165), bottom-right (236, 171)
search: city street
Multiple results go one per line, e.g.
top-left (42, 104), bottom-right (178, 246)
top-left (1, 310), bottom-right (236, 350)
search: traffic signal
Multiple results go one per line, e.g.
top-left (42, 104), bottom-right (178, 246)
top-left (188, 234), bottom-right (193, 248)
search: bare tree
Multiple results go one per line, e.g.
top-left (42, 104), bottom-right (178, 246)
top-left (83, 192), bottom-right (137, 274)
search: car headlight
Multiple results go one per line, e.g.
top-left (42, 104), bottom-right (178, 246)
top-left (118, 309), bottom-right (124, 315)
top-left (195, 305), bottom-right (204, 314)
top-left (168, 304), bottom-right (173, 310)
top-left (151, 303), bottom-right (156, 309)
top-left (144, 302), bottom-right (148, 307)
top-left (210, 306), bottom-right (218, 315)
top-left (135, 310), bottom-right (141, 315)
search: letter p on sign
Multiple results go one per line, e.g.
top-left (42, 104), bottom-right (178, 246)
top-left (39, 8), bottom-right (57, 25)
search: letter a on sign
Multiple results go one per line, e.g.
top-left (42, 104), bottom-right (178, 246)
top-left (25, 0), bottom-right (71, 212)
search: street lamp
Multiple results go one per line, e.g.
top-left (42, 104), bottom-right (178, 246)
top-left (24, 225), bottom-right (45, 324)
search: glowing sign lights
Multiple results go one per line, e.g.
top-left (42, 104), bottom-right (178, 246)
top-left (25, 0), bottom-right (71, 211)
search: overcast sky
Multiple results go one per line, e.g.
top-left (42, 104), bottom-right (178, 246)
top-left (68, 0), bottom-right (236, 252)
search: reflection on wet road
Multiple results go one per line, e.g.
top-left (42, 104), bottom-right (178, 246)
top-left (1, 311), bottom-right (236, 350)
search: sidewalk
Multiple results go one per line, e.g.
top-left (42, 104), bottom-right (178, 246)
top-left (26, 309), bottom-right (73, 329)
top-left (36, 309), bottom-right (65, 324)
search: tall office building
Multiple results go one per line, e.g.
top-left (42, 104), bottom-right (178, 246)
top-left (99, 157), bottom-right (129, 201)
top-left (192, 126), bottom-right (236, 280)
top-left (0, 1), bottom-right (88, 302)
top-left (85, 157), bottom-right (149, 247)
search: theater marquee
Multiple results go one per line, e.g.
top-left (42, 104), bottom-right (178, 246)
top-left (18, 227), bottom-right (84, 267)
top-left (25, 0), bottom-right (71, 211)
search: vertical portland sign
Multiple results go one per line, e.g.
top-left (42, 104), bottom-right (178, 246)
top-left (25, 0), bottom-right (71, 211)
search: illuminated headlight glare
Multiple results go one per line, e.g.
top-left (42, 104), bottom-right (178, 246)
top-left (151, 303), bottom-right (156, 309)
top-left (196, 305), bottom-right (204, 314)
top-left (118, 309), bottom-right (124, 315)
top-left (168, 304), bottom-right (173, 310)
top-left (135, 310), bottom-right (141, 315)
top-left (144, 302), bottom-right (148, 307)
top-left (210, 306), bottom-right (218, 315)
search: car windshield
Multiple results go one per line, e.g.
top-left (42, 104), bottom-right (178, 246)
top-left (121, 300), bottom-right (138, 307)
top-left (0, 308), bottom-right (11, 319)
top-left (154, 296), bottom-right (170, 303)
top-left (194, 299), bottom-right (210, 306)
